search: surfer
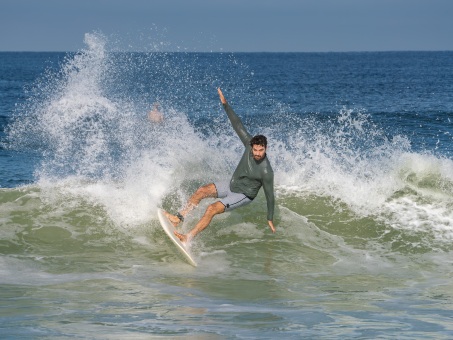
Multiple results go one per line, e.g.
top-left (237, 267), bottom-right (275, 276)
top-left (165, 88), bottom-right (276, 243)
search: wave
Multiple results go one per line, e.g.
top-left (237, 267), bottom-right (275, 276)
top-left (4, 32), bottom-right (453, 258)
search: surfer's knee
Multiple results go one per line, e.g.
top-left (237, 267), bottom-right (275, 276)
top-left (206, 201), bottom-right (225, 216)
top-left (195, 183), bottom-right (217, 198)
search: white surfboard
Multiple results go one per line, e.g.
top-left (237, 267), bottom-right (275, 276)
top-left (157, 208), bottom-right (197, 267)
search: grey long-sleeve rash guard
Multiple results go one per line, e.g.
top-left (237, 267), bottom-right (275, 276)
top-left (222, 102), bottom-right (275, 221)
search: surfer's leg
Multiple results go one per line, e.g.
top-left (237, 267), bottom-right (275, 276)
top-left (181, 183), bottom-right (218, 216)
top-left (175, 201), bottom-right (225, 242)
top-left (166, 183), bottom-right (218, 227)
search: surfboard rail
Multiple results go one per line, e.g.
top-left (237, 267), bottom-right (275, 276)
top-left (157, 208), bottom-right (197, 267)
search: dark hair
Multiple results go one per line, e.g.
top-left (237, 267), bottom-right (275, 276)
top-left (250, 135), bottom-right (267, 148)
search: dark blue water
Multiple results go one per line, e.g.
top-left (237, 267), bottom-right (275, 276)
top-left (0, 52), bottom-right (66, 187)
top-left (2, 50), bottom-right (452, 188)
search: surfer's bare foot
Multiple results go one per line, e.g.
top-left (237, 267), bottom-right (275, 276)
top-left (164, 210), bottom-right (182, 227)
top-left (174, 230), bottom-right (188, 243)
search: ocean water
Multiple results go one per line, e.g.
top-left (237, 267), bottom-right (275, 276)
top-left (1, 33), bottom-right (453, 338)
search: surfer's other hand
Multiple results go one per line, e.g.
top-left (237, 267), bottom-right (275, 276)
top-left (268, 220), bottom-right (276, 233)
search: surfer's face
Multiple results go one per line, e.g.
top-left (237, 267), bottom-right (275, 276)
top-left (252, 144), bottom-right (266, 161)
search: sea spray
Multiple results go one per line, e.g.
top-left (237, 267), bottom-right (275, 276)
top-left (6, 33), bottom-right (238, 227)
top-left (273, 107), bottom-right (410, 210)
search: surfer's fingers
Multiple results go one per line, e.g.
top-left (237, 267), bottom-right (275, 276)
top-left (268, 221), bottom-right (276, 233)
top-left (217, 88), bottom-right (226, 104)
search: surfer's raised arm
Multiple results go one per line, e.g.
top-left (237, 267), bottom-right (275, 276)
top-left (217, 88), bottom-right (251, 146)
